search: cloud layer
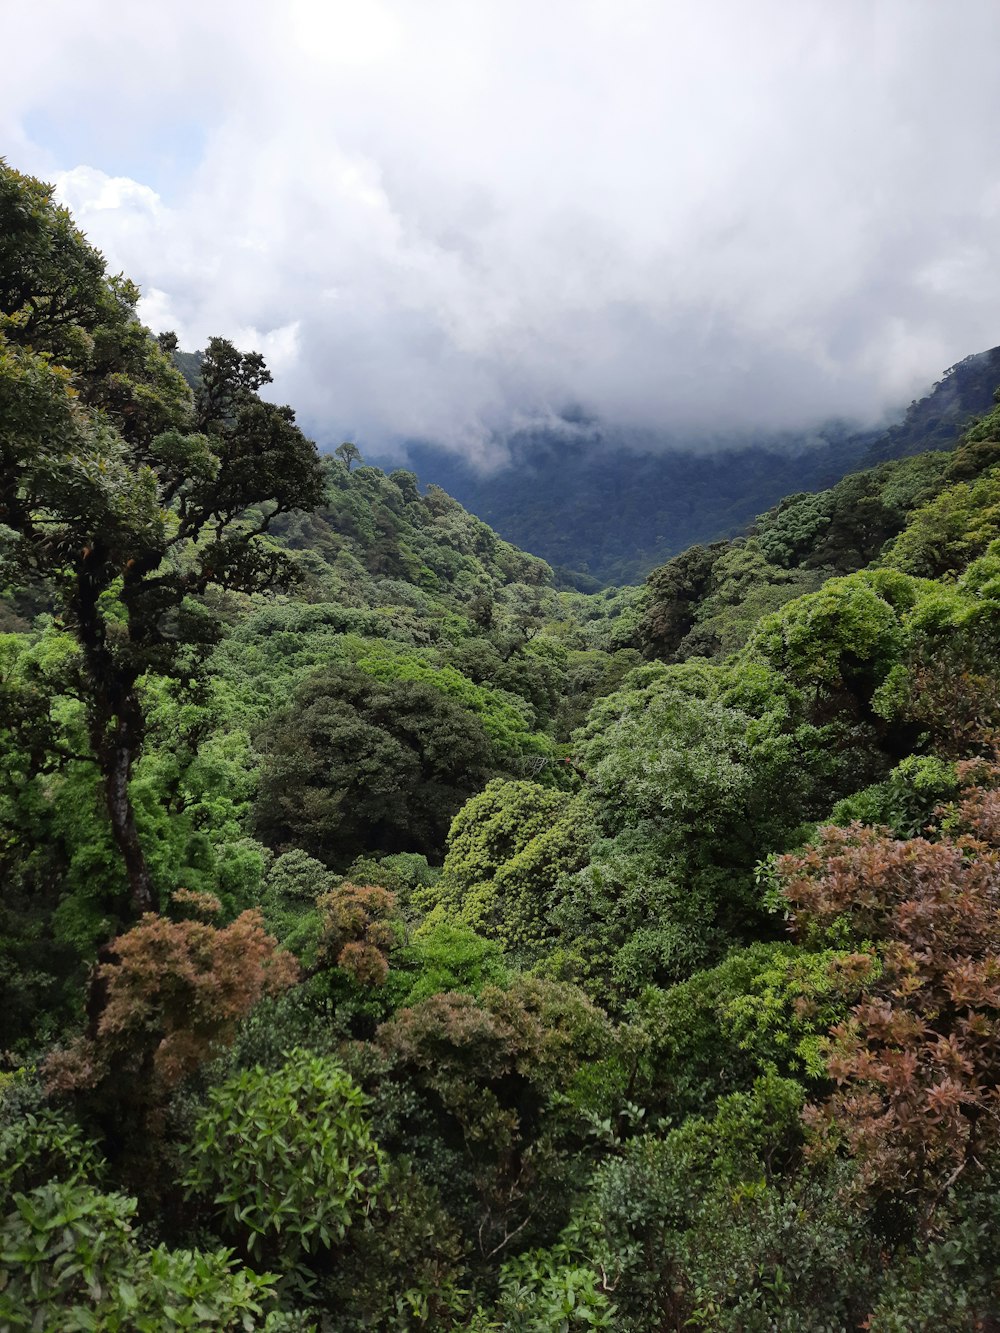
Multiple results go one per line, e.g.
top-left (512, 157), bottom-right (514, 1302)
top-left (4, 1), bottom-right (1000, 463)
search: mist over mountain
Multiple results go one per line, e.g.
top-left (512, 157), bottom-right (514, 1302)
top-left (396, 345), bottom-right (1000, 586)
top-left (9, 4), bottom-right (1000, 460)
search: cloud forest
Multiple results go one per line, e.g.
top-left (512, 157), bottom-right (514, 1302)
top-left (5, 157), bottom-right (1000, 1331)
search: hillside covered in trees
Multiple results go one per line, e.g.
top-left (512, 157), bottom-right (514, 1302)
top-left (406, 344), bottom-right (1000, 587)
top-left (6, 161), bottom-right (1000, 1330)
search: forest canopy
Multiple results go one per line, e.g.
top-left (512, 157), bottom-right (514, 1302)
top-left (5, 159), bottom-right (1000, 1329)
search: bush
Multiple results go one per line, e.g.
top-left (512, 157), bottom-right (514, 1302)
top-left (0, 1181), bottom-right (284, 1331)
top-left (183, 1049), bottom-right (385, 1266)
top-left (0, 1107), bottom-right (104, 1195)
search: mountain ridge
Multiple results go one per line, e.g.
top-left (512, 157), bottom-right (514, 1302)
top-left (395, 344), bottom-right (1000, 585)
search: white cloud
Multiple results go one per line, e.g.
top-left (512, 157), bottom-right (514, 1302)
top-left (4, 0), bottom-right (1000, 462)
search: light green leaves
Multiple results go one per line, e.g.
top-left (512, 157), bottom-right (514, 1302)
top-left (0, 1182), bottom-right (281, 1331)
top-left (182, 1050), bottom-right (384, 1264)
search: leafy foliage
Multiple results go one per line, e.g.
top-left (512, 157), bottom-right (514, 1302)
top-left (376, 977), bottom-right (619, 1261)
top-left (0, 1181), bottom-right (285, 1331)
top-left (0, 1107), bottom-right (105, 1195)
top-left (778, 785), bottom-right (1000, 1208)
top-left (255, 664), bottom-right (496, 865)
top-left (183, 1049), bottom-right (384, 1266)
top-left (423, 780), bottom-right (594, 956)
top-left (43, 893), bottom-right (298, 1113)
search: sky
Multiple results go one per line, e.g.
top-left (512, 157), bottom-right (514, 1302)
top-left (4, 0), bottom-right (1000, 466)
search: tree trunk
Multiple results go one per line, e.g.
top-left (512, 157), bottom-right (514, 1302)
top-left (102, 718), bottom-right (157, 916)
top-left (75, 556), bottom-right (157, 917)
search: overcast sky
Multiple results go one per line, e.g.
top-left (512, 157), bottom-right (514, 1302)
top-left (4, 0), bottom-right (1000, 464)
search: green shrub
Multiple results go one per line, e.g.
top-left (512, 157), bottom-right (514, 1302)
top-left (0, 1108), bottom-right (104, 1195)
top-left (183, 1049), bottom-right (385, 1265)
top-left (0, 1181), bottom-right (285, 1331)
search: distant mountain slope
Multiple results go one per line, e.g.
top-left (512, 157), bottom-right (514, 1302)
top-left (401, 347), bottom-right (1000, 585)
top-left (171, 347), bottom-right (203, 389)
top-left (633, 392), bottom-right (1000, 665)
top-left (271, 459), bottom-right (553, 614)
top-left (862, 345), bottom-right (1000, 462)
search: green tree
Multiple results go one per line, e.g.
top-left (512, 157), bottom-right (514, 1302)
top-left (376, 977), bottom-right (618, 1261)
top-left (636, 542), bottom-right (725, 660)
top-left (255, 664), bottom-right (495, 864)
top-left (183, 1049), bottom-right (385, 1271)
top-left (881, 465), bottom-right (1000, 578)
top-left (741, 570), bottom-right (912, 704)
top-left (335, 440), bottom-right (363, 471)
top-left (423, 779), bottom-right (594, 956)
top-left (0, 163), bottom-right (325, 914)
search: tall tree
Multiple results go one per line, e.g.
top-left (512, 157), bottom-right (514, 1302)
top-left (334, 440), bottom-right (362, 471)
top-left (255, 664), bottom-right (495, 866)
top-left (0, 162), bottom-right (325, 914)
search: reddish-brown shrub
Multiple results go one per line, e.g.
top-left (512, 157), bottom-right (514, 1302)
top-left (905, 660), bottom-right (1000, 757)
top-left (44, 894), bottom-right (299, 1097)
top-left (778, 810), bottom-right (1000, 1208)
top-left (316, 882), bottom-right (400, 986)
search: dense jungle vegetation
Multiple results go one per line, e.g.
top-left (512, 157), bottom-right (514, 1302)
top-left (5, 160), bottom-right (1000, 1329)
